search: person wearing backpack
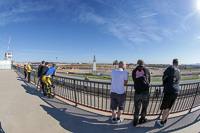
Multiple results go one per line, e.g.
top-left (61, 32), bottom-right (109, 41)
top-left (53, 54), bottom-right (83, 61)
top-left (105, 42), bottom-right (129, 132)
top-left (132, 59), bottom-right (151, 126)
top-left (157, 59), bottom-right (181, 127)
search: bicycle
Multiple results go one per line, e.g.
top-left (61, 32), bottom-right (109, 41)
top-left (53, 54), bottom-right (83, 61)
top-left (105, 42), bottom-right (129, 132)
top-left (43, 76), bottom-right (55, 99)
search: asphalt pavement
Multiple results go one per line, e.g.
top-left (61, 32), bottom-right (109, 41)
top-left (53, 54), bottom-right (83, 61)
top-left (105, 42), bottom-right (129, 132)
top-left (0, 70), bottom-right (200, 133)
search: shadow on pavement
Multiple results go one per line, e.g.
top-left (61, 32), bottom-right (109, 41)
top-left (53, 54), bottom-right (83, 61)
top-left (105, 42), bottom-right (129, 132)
top-left (15, 70), bottom-right (200, 133)
top-left (0, 122), bottom-right (5, 133)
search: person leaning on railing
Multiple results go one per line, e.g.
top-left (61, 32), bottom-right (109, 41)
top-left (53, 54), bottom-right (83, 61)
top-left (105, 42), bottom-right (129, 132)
top-left (157, 58), bottom-right (181, 127)
top-left (110, 61), bottom-right (128, 124)
top-left (42, 64), bottom-right (57, 88)
top-left (132, 59), bottom-right (151, 127)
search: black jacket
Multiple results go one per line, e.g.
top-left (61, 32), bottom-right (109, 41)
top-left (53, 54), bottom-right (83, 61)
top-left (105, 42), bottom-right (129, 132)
top-left (40, 66), bottom-right (49, 78)
top-left (162, 65), bottom-right (181, 94)
top-left (38, 65), bottom-right (43, 77)
top-left (132, 66), bottom-right (151, 94)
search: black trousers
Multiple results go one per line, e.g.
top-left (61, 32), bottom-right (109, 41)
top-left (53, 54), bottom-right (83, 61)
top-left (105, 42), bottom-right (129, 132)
top-left (134, 93), bottom-right (150, 121)
top-left (24, 71), bottom-right (27, 79)
top-left (28, 72), bottom-right (31, 82)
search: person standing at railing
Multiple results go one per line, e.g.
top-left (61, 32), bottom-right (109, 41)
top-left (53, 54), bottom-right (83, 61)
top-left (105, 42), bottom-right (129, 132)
top-left (132, 59), bottom-right (151, 126)
top-left (157, 59), bottom-right (181, 127)
top-left (42, 64), bottom-right (56, 91)
top-left (38, 61), bottom-right (45, 77)
top-left (27, 62), bottom-right (32, 83)
top-left (37, 61), bottom-right (45, 89)
top-left (24, 64), bottom-right (27, 79)
top-left (40, 62), bottom-right (49, 96)
top-left (110, 61), bottom-right (128, 124)
top-left (84, 76), bottom-right (89, 89)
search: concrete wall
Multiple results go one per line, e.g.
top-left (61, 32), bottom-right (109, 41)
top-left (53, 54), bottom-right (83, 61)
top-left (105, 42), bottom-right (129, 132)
top-left (0, 60), bottom-right (11, 69)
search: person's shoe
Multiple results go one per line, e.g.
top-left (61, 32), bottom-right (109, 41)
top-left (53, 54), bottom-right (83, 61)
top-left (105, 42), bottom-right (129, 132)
top-left (116, 118), bottom-right (124, 123)
top-left (133, 120), bottom-right (138, 126)
top-left (156, 120), bottom-right (166, 127)
top-left (139, 118), bottom-right (147, 124)
top-left (111, 117), bottom-right (116, 124)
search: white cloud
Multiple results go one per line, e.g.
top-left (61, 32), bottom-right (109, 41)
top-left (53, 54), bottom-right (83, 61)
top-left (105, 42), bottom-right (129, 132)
top-left (0, 0), bottom-right (190, 46)
top-left (75, 4), bottom-right (106, 24)
top-left (0, 1), bottom-right (54, 26)
top-left (141, 13), bottom-right (158, 19)
top-left (183, 11), bottom-right (197, 22)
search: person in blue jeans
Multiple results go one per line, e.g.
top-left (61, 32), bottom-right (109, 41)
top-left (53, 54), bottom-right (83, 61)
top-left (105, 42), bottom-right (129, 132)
top-left (132, 59), bottom-right (151, 126)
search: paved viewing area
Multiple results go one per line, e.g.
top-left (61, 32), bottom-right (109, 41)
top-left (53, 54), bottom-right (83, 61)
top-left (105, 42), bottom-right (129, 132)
top-left (0, 70), bottom-right (200, 133)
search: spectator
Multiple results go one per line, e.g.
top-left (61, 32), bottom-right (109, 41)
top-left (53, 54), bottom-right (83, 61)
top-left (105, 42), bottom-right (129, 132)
top-left (110, 61), bottom-right (128, 124)
top-left (84, 77), bottom-right (89, 89)
top-left (40, 62), bottom-right (49, 96)
top-left (132, 59), bottom-right (151, 126)
top-left (27, 62), bottom-right (32, 83)
top-left (24, 64), bottom-right (27, 79)
top-left (37, 61), bottom-right (45, 89)
top-left (157, 59), bottom-right (181, 127)
top-left (38, 61), bottom-right (45, 77)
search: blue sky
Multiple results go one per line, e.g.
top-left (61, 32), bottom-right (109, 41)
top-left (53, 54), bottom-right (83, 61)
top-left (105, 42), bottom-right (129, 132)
top-left (0, 0), bottom-right (200, 64)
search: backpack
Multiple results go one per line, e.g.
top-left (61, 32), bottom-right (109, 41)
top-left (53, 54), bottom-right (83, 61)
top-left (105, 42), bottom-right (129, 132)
top-left (136, 69), bottom-right (145, 78)
top-left (163, 66), bottom-right (180, 85)
top-left (135, 67), bottom-right (149, 89)
top-left (171, 66), bottom-right (181, 83)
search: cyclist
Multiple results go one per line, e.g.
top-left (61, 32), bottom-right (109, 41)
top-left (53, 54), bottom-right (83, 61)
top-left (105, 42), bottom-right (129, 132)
top-left (42, 64), bottom-right (56, 88)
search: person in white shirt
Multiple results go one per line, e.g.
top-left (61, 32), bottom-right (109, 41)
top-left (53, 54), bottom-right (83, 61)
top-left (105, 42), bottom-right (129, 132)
top-left (110, 61), bottom-right (128, 124)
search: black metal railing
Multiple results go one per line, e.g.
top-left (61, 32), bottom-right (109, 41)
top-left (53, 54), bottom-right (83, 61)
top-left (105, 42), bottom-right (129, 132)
top-left (14, 65), bottom-right (200, 115)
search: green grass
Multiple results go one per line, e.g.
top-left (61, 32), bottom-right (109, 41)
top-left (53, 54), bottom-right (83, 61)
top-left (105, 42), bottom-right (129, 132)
top-left (67, 74), bottom-right (111, 80)
top-left (62, 74), bottom-right (199, 82)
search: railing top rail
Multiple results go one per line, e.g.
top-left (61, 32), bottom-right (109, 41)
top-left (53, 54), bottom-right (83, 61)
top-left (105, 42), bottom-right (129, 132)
top-left (54, 74), bottom-right (200, 86)
top-left (17, 66), bottom-right (200, 86)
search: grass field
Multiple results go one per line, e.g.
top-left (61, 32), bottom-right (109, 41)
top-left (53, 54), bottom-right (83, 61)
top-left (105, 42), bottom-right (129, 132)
top-left (63, 74), bottom-right (200, 82)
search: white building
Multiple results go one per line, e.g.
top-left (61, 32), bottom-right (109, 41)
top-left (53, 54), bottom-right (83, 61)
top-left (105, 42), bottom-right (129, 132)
top-left (0, 60), bottom-right (11, 69)
top-left (0, 52), bottom-right (13, 70)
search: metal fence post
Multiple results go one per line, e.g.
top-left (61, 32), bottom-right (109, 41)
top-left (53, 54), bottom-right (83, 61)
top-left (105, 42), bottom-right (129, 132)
top-left (34, 71), bottom-right (36, 83)
top-left (158, 110), bottom-right (163, 119)
top-left (189, 83), bottom-right (199, 113)
top-left (74, 79), bottom-right (78, 107)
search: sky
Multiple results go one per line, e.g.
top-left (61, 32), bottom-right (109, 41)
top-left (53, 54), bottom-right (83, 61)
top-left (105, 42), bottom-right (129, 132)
top-left (0, 0), bottom-right (200, 64)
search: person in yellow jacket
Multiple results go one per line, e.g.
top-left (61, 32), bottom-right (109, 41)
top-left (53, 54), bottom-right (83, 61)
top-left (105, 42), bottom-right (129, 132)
top-left (27, 61), bottom-right (32, 83)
